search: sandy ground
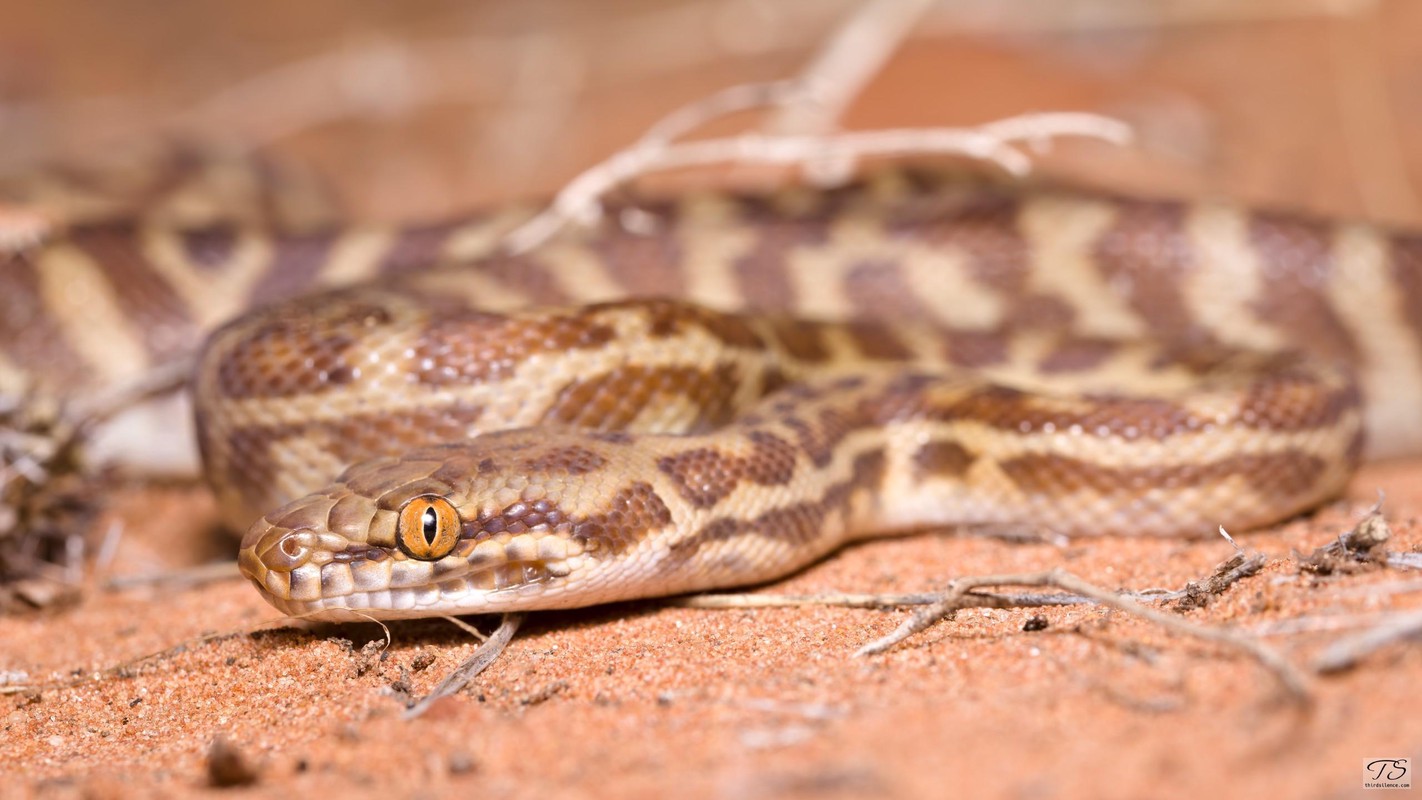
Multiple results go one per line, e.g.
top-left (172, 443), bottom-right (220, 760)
top-left (4, 459), bottom-right (1422, 799)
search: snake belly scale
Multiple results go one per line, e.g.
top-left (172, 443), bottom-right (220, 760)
top-left (4, 172), bottom-right (1416, 620)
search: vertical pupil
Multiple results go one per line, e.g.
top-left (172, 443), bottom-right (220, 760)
top-left (422, 506), bottom-right (439, 546)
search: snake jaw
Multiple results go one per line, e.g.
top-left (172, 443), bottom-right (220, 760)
top-left (238, 491), bottom-right (594, 619)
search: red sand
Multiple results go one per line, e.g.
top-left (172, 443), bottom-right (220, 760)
top-left (5, 460), bottom-right (1422, 798)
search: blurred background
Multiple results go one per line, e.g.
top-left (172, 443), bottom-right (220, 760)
top-left (0, 0), bottom-right (1418, 225)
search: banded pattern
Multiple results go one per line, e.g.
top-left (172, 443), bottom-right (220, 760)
top-left (6, 173), bottom-right (1422, 455)
top-left (224, 304), bottom-right (1360, 618)
top-left (3, 170), bottom-right (1420, 618)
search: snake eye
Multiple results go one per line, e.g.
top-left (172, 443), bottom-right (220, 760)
top-left (396, 495), bottom-right (461, 560)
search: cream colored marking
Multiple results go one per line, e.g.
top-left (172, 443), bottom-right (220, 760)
top-left (406, 269), bottom-right (532, 312)
top-left (782, 220), bottom-right (867, 317)
top-left (537, 243), bottom-right (628, 303)
top-left (681, 219), bottom-right (759, 312)
top-left (0, 351), bottom-right (25, 396)
top-left (443, 206), bottom-right (539, 263)
top-left (143, 226), bottom-right (273, 328)
top-left (35, 243), bottom-right (151, 383)
top-left (899, 241), bottom-right (1005, 328)
top-left (1329, 223), bottom-right (1422, 456)
top-left (318, 228), bottom-right (396, 286)
top-left (1021, 195), bottom-right (1145, 338)
top-left (1182, 203), bottom-right (1285, 349)
top-left (216, 325), bottom-right (774, 425)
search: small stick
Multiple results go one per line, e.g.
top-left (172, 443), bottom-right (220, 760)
top-left (503, 110), bottom-right (1132, 253)
top-left (675, 590), bottom-right (1089, 611)
top-left (766, 0), bottom-right (937, 138)
top-left (854, 567), bottom-right (1311, 705)
top-left (104, 560), bottom-right (240, 592)
top-left (1312, 608), bottom-right (1422, 674)
top-left (675, 552), bottom-right (1261, 611)
top-left (404, 612), bottom-right (524, 720)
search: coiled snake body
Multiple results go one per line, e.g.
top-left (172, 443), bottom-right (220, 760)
top-left (4, 173), bottom-right (1419, 619)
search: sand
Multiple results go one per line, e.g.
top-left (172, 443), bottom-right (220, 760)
top-left (4, 460), bottom-right (1422, 799)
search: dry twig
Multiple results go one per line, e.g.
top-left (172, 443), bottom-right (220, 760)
top-left (767, 0), bottom-right (937, 137)
top-left (404, 612), bottom-right (525, 720)
top-left (503, 110), bottom-right (1131, 254)
top-left (852, 567), bottom-right (1310, 704)
top-left (1314, 608), bottom-right (1422, 673)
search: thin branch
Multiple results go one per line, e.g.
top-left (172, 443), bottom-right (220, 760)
top-left (403, 612), bottom-right (524, 720)
top-left (674, 589), bottom-right (1089, 611)
top-left (1313, 608), bottom-right (1422, 674)
top-left (503, 111), bottom-right (1132, 253)
top-left (104, 560), bottom-right (239, 592)
top-left (677, 552), bottom-right (1260, 612)
top-left (68, 357), bottom-right (193, 430)
top-left (853, 567), bottom-right (1310, 705)
top-left (767, 0), bottom-right (937, 137)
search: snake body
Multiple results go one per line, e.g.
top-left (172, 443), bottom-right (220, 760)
top-left (4, 171), bottom-right (1421, 618)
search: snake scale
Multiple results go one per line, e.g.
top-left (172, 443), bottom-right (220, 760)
top-left (4, 169), bottom-right (1420, 620)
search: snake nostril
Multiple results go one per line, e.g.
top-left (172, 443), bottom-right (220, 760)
top-left (260, 530), bottom-right (314, 571)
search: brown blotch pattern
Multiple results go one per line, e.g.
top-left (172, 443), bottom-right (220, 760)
top-left (845, 320), bottom-right (914, 360)
top-left (940, 329), bottom-right (1009, 369)
top-left (212, 300), bottom-right (392, 398)
top-left (249, 229), bottom-right (338, 305)
top-left (636, 299), bottom-right (766, 349)
top-left (214, 402), bottom-right (485, 515)
top-left (999, 452), bottom-right (1328, 500)
top-left (0, 247), bottom-right (90, 387)
top-left (766, 319), bottom-right (831, 362)
top-left (928, 385), bottom-right (1210, 440)
top-left (73, 222), bottom-right (197, 361)
top-left (1091, 199), bottom-right (1202, 340)
top-left (657, 430), bottom-right (799, 508)
top-left (1390, 234), bottom-right (1422, 350)
top-left (415, 310), bottom-right (615, 387)
top-left (462, 254), bottom-right (573, 305)
top-left (732, 220), bottom-right (829, 312)
top-left (469, 481), bottom-right (671, 557)
top-left (781, 404), bottom-right (869, 467)
top-left (913, 440), bottom-right (976, 479)
top-left (1038, 337), bottom-right (1120, 373)
top-left (668, 450), bottom-right (886, 560)
top-left (844, 259), bottom-right (939, 323)
top-left (521, 445), bottom-right (609, 476)
top-left (549, 364), bottom-right (742, 430)
top-left (379, 220), bottom-right (464, 275)
top-left (179, 224), bottom-right (239, 270)
top-left (588, 225), bottom-right (686, 298)
top-left (1247, 212), bottom-right (1358, 361)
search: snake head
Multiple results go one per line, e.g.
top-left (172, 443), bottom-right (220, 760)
top-left (238, 434), bottom-right (665, 620)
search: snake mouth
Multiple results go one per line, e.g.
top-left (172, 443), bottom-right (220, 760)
top-left (239, 522), bottom-right (588, 619)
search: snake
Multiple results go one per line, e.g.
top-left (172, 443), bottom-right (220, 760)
top-left (4, 169), bottom-right (1420, 620)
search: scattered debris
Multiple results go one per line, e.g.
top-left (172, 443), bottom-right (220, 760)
top-left (0, 390), bottom-right (104, 610)
top-left (519, 680), bottom-right (569, 706)
top-left (1314, 608), bottom-right (1422, 674)
top-left (1299, 498), bottom-right (1391, 575)
top-left (206, 736), bottom-right (258, 788)
top-left (853, 566), bottom-right (1311, 704)
top-left (1173, 553), bottom-right (1266, 611)
top-left (403, 613), bottom-right (525, 720)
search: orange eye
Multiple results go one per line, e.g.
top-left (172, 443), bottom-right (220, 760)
top-left (396, 495), bottom-right (462, 561)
